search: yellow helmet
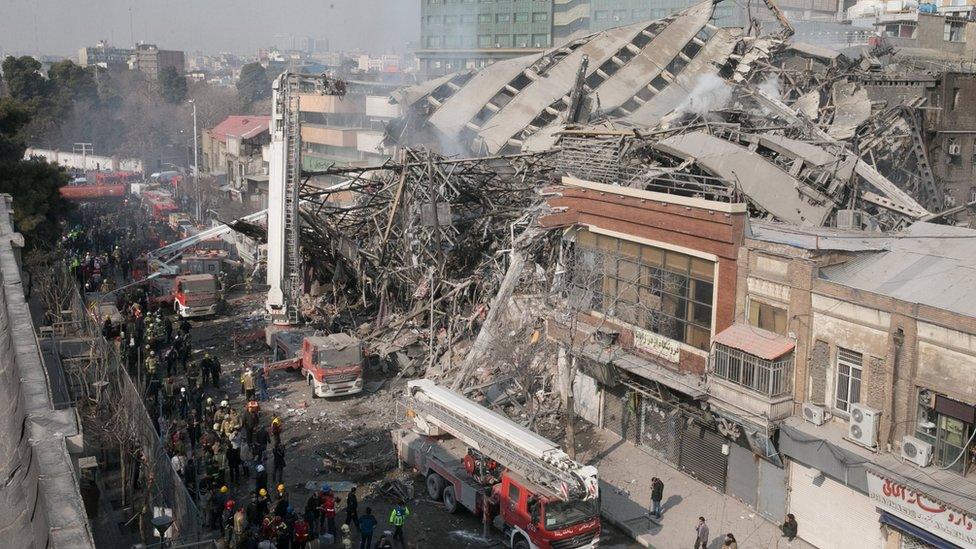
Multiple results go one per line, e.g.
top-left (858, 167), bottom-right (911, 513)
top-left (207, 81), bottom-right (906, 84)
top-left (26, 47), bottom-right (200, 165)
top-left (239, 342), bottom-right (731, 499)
top-left (259, 488), bottom-right (267, 497)
top-left (220, 486), bottom-right (229, 494)
top-left (277, 483), bottom-right (285, 494)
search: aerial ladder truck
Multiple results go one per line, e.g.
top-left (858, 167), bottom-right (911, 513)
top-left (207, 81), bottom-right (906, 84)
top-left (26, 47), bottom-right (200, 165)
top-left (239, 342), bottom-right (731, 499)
top-left (394, 380), bottom-right (601, 549)
top-left (265, 72), bottom-right (346, 325)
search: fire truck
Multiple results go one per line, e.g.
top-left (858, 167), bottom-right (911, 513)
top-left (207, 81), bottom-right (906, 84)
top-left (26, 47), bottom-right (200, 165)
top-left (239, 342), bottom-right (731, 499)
top-left (265, 330), bottom-right (365, 398)
top-left (394, 380), bottom-right (601, 549)
top-left (172, 273), bottom-right (221, 318)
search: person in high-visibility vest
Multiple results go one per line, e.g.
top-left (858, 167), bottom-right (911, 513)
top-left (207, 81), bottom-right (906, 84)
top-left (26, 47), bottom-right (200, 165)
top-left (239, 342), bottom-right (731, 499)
top-left (389, 502), bottom-right (410, 545)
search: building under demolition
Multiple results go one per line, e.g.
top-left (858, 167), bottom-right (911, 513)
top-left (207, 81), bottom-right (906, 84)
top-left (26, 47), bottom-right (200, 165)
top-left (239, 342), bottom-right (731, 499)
top-left (273, 2), bottom-right (976, 547)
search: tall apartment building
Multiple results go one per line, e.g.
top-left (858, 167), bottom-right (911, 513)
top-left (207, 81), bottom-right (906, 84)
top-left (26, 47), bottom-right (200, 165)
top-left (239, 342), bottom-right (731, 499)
top-left (129, 43), bottom-right (185, 80)
top-left (77, 41), bottom-right (133, 70)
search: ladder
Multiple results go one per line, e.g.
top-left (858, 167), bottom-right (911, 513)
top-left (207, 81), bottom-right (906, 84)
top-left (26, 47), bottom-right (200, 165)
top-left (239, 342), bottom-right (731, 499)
top-left (282, 75), bottom-right (303, 324)
top-left (408, 388), bottom-right (596, 500)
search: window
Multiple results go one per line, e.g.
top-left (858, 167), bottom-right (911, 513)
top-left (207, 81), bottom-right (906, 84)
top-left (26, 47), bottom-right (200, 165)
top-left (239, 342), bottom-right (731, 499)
top-left (916, 390), bottom-right (974, 474)
top-left (515, 12), bottom-right (529, 22)
top-left (507, 483), bottom-right (521, 506)
top-left (478, 13), bottom-right (492, 23)
top-left (595, 10), bottom-right (609, 21)
top-left (713, 344), bottom-right (793, 397)
top-left (566, 229), bottom-right (715, 350)
top-left (532, 12), bottom-right (548, 22)
top-left (444, 14), bottom-right (458, 23)
top-left (632, 8), bottom-right (649, 19)
top-left (496, 13), bottom-right (511, 22)
top-left (952, 88), bottom-right (962, 111)
top-left (461, 14), bottom-right (476, 23)
top-left (835, 348), bottom-right (862, 413)
top-left (748, 299), bottom-right (787, 335)
top-left (515, 34), bottom-right (529, 47)
top-left (945, 21), bottom-right (965, 43)
top-left (427, 35), bottom-right (443, 47)
top-left (612, 9), bottom-right (628, 21)
top-left (495, 34), bottom-right (511, 47)
top-left (478, 34), bottom-right (492, 47)
top-left (532, 34), bottom-right (548, 47)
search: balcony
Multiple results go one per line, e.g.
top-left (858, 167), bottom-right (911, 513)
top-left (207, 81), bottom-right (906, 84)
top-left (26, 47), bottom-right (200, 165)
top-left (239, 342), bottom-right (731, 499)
top-left (708, 323), bottom-right (796, 422)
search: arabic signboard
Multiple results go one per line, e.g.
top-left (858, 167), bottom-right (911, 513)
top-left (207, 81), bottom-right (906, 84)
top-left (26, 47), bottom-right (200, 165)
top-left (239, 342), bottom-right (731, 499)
top-left (632, 326), bottom-right (680, 363)
top-left (867, 471), bottom-right (976, 549)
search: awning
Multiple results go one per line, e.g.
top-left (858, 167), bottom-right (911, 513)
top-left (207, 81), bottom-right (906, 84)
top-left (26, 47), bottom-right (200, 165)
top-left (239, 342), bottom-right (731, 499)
top-left (712, 323), bottom-right (795, 360)
top-left (577, 341), bottom-right (706, 399)
top-left (879, 512), bottom-right (962, 549)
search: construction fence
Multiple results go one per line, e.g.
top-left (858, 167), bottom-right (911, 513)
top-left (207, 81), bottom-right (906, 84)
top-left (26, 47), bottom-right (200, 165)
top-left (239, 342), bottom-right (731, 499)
top-left (57, 274), bottom-right (203, 542)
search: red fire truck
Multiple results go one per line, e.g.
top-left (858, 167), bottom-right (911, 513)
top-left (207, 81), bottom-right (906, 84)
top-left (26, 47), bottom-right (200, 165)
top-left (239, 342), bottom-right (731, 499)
top-left (266, 330), bottom-right (365, 398)
top-left (394, 380), bottom-right (601, 549)
top-left (172, 273), bottom-right (221, 318)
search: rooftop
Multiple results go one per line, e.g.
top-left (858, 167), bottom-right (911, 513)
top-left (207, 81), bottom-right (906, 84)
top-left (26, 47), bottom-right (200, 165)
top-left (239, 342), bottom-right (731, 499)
top-left (712, 323), bottom-right (795, 360)
top-left (819, 222), bottom-right (976, 317)
top-left (207, 115), bottom-right (271, 143)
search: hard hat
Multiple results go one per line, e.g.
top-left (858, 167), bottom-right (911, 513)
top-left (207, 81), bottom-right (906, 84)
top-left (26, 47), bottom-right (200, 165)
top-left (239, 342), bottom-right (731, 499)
top-left (220, 486), bottom-right (229, 494)
top-left (150, 350), bottom-right (155, 356)
top-left (225, 500), bottom-right (235, 510)
top-left (256, 464), bottom-right (265, 473)
top-left (321, 484), bottom-right (331, 493)
top-left (287, 505), bottom-right (294, 514)
top-left (277, 484), bottom-right (285, 494)
top-left (259, 488), bottom-right (267, 497)
top-left (341, 524), bottom-right (350, 533)
top-left (207, 397), bottom-right (213, 404)
top-left (180, 387), bottom-right (186, 394)
top-left (220, 400), bottom-right (229, 407)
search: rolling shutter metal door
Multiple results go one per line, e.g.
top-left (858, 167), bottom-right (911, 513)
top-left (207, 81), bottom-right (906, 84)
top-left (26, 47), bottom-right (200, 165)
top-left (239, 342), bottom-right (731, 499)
top-left (788, 461), bottom-right (882, 549)
top-left (725, 442), bottom-right (758, 509)
top-left (678, 422), bottom-right (728, 492)
top-left (639, 397), bottom-right (680, 465)
top-left (603, 384), bottom-right (638, 443)
top-left (757, 458), bottom-right (787, 521)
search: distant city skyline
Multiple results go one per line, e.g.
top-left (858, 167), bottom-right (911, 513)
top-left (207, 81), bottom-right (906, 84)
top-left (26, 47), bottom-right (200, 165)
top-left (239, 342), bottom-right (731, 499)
top-left (0, 0), bottom-right (420, 58)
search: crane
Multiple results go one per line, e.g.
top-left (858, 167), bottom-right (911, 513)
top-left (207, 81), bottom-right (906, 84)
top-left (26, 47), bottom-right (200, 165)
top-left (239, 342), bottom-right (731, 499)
top-left (146, 209), bottom-right (268, 275)
top-left (265, 72), bottom-right (346, 325)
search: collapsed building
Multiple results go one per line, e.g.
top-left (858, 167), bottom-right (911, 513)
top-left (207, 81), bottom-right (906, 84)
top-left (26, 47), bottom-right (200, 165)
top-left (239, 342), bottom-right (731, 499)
top-left (273, 2), bottom-right (976, 547)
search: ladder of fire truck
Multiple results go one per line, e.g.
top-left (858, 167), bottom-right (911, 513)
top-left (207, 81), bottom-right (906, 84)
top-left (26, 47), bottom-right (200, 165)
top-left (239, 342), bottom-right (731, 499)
top-left (147, 209), bottom-right (268, 269)
top-left (407, 380), bottom-right (598, 501)
top-left (282, 75), bottom-right (303, 325)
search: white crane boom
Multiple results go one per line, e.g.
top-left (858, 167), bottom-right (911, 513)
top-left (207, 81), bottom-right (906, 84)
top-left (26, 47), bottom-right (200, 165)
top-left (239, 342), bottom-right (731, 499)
top-left (406, 379), bottom-right (599, 501)
top-left (147, 209), bottom-right (268, 274)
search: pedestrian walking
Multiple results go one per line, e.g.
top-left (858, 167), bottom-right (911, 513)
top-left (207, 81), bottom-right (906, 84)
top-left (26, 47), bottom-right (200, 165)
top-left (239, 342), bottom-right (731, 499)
top-left (650, 477), bottom-right (664, 519)
top-left (358, 507), bottom-right (377, 549)
top-left (389, 501), bottom-right (409, 545)
top-left (344, 486), bottom-right (359, 532)
top-left (272, 442), bottom-right (286, 484)
top-left (695, 516), bottom-right (710, 549)
top-left (724, 533), bottom-right (738, 549)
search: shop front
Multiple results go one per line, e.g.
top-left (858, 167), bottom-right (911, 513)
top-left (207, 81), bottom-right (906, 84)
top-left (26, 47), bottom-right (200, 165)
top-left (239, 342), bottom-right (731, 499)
top-left (868, 471), bottom-right (976, 549)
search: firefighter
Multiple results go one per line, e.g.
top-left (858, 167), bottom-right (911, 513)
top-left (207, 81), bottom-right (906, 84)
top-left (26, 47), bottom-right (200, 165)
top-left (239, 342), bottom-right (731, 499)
top-left (186, 359), bottom-right (200, 390)
top-left (320, 485), bottom-right (339, 538)
top-left (240, 367), bottom-right (255, 400)
top-left (389, 501), bottom-right (410, 545)
top-left (270, 413), bottom-right (283, 446)
top-left (144, 350), bottom-right (158, 389)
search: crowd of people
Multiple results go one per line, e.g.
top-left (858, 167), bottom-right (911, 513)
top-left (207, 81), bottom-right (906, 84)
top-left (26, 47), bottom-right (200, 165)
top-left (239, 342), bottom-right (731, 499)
top-left (63, 200), bottom-right (410, 548)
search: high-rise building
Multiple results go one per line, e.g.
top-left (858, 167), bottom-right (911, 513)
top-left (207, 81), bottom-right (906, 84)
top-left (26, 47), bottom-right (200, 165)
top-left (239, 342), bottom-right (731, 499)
top-left (77, 41), bottom-right (133, 70)
top-left (129, 43), bottom-right (185, 80)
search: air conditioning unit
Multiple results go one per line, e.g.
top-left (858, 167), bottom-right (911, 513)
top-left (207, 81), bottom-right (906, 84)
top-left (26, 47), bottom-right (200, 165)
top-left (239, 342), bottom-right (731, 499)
top-left (901, 435), bottom-right (933, 467)
top-left (948, 142), bottom-right (962, 155)
top-left (848, 404), bottom-right (881, 449)
top-left (802, 402), bottom-right (826, 426)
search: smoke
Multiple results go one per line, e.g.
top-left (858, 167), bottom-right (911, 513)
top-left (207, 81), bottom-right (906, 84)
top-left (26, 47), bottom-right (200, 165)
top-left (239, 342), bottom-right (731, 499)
top-left (758, 74), bottom-right (782, 102)
top-left (674, 73), bottom-right (733, 116)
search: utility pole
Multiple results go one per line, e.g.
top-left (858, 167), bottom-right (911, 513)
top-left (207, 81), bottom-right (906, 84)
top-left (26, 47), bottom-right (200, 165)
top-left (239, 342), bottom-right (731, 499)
top-left (189, 99), bottom-right (199, 221)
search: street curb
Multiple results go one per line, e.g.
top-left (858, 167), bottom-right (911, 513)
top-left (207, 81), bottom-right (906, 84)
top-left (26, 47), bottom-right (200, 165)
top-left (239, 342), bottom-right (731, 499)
top-left (600, 508), bottom-right (654, 549)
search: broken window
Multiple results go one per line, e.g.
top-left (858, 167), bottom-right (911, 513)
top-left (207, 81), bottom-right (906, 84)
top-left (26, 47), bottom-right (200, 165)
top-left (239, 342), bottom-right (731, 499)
top-left (566, 229), bottom-right (715, 351)
top-left (748, 299), bottom-right (788, 336)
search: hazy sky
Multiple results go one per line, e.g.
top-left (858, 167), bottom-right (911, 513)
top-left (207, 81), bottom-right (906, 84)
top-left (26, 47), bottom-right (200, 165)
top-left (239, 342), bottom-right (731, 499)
top-left (0, 0), bottom-right (421, 57)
